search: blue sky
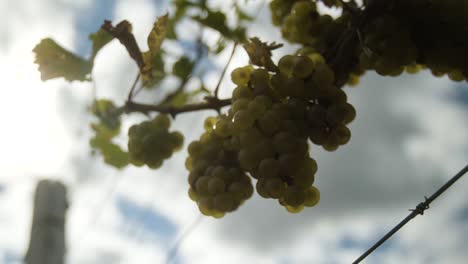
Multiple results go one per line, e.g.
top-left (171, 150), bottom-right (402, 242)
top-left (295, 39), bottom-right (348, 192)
top-left (0, 1), bottom-right (467, 264)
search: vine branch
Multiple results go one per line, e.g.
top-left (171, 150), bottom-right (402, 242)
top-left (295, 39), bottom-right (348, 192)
top-left (124, 97), bottom-right (231, 117)
top-left (353, 163), bottom-right (468, 264)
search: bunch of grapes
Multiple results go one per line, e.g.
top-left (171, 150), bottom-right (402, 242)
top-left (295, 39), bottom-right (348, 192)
top-left (186, 116), bottom-right (254, 218)
top-left (128, 114), bottom-right (184, 168)
top-left (186, 53), bottom-right (355, 216)
top-left (359, 15), bottom-right (419, 76)
top-left (269, 0), bottom-right (363, 85)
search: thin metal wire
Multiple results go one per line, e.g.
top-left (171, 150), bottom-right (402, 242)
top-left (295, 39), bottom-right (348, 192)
top-left (353, 164), bottom-right (468, 264)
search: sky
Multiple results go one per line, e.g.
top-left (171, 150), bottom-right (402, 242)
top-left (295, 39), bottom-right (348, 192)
top-left (0, 0), bottom-right (467, 264)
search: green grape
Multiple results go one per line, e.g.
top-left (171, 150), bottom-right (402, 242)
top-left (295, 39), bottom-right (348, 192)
top-left (239, 126), bottom-right (263, 147)
top-left (213, 118), bottom-right (231, 138)
top-left (258, 110), bottom-right (281, 135)
top-left (188, 187), bottom-right (199, 201)
top-left (279, 153), bottom-right (303, 176)
top-left (304, 186), bottom-right (320, 207)
top-left (265, 177), bottom-right (286, 198)
top-left (198, 197), bottom-right (214, 216)
top-left (247, 99), bottom-right (268, 118)
top-left (232, 110), bottom-right (255, 132)
top-left (323, 142), bottom-right (339, 151)
top-left (204, 116), bottom-right (217, 131)
top-left (185, 157), bottom-right (193, 171)
top-left (169, 131), bottom-right (184, 151)
top-left (273, 132), bottom-right (297, 154)
top-left (250, 68), bottom-right (270, 91)
top-left (232, 85), bottom-right (254, 100)
top-left (188, 141), bottom-right (202, 156)
top-left (231, 66), bottom-right (253, 86)
top-left (285, 204), bottom-right (304, 213)
top-left (312, 63), bottom-right (335, 87)
top-left (257, 158), bottom-right (280, 179)
top-left (238, 148), bottom-right (259, 172)
top-left (208, 177), bottom-right (226, 195)
top-left (329, 125), bottom-right (351, 145)
top-left (284, 186), bottom-right (305, 207)
top-left (278, 55), bottom-right (296, 76)
top-left (152, 114), bottom-right (170, 130)
top-left (231, 98), bottom-right (250, 114)
top-left (285, 77), bottom-right (306, 98)
top-left (195, 176), bottom-right (211, 196)
top-left (256, 178), bottom-right (270, 198)
top-left (214, 193), bottom-right (235, 212)
top-left (292, 56), bottom-right (314, 78)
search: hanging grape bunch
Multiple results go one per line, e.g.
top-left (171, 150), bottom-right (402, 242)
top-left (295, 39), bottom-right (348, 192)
top-left (186, 52), bottom-right (355, 217)
top-left (128, 114), bottom-right (184, 168)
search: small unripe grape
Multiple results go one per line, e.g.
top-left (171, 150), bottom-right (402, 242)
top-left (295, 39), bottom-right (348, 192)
top-left (214, 193), bottom-right (235, 212)
top-left (278, 55), bottom-right (296, 76)
top-left (231, 66), bottom-right (252, 86)
top-left (208, 177), bottom-right (226, 195)
top-left (292, 56), bottom-right (314, 78)
top-left (258, 158), bottom-right (280, 178)
top-left (304, 186), bottom-right (320, 207)
top-left (188, 187), bottom-right (199, 201)
top-left (204, 116), bottom-right (217, 131)
top-left (152, 114), bottom-right (171, 130)
top-left (285, 204), bottom-right (304, 213)
top-left (284, 186), bottom-right (305, 207)
top-left (265, 177), bottom-right (286, 198)
top-left (195, 176), bottom-right (211, 196)
top-left (232, 85), bottom-right (254, 100)
top-left (213, 119), bottom-right (231, 138)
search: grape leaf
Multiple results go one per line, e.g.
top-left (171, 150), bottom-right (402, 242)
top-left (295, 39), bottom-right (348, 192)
top-left (91, 99), bottom-right (121, 133)
top-left (147, 13), bottom-right (168, 56)
top-left (192, 10), bottom-right (246, 42)
top-left (142, 52), bottom-right (166, 89)
top-left (173, 56), bottom-right (194, 80)
top-left (33, 38), bottom-right (92, 81)
top-left (90, 135), bottom-right (129, 169)
top-left (142, 14), bottom-right (169, 86)
top-left (89, 28), bottom-right (114, 61)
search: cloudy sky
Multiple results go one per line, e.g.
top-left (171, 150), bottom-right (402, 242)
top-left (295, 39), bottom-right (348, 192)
top-left (0, 0), bottom-right (467, 264)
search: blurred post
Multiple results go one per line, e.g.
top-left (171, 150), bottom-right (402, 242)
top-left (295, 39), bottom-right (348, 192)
top-left (25, 180), bottom-right (68, 264)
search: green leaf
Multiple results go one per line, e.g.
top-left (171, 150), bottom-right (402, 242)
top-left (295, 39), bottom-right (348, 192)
top-left (142, 14), bottom-right (169, 86)
top-left (192, 11), bottom-right (230, 38)
top-left (91, 99), bottom-right (121, 132)
top-left (172, 56), bottom-right (194, 80)
top-left (90, 135), bottom-right (129, 169)
top-left (192, 10), bottom-right (246, 42)
top-left (234, 3), bottom-right (253, 22)
top-left (33, 38), bottom-right (92, 81)
top-left (89, 28), bottom-right (114, 62)
top-left (147, 13), bottom-right (168, 56)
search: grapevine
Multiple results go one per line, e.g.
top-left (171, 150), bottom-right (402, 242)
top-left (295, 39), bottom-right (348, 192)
top-left (32, 0), bottom-right (468, 220)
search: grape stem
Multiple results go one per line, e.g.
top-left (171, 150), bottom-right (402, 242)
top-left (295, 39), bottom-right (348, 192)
top-left (124, 97), bottom-right (231, 117)
top-left (214, 42), bottom-right (238, 98)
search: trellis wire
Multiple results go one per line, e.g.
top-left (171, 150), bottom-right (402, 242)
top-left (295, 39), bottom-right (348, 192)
top-left (353, 163), bottom-right (468, 263)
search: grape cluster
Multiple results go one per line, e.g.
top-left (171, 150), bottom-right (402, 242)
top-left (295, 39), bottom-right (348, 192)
top-left (186, 117), bottom-right (254, 218)
top-left (128, 114), bottom-right (184, 168)
top-left (271, 0), bottom-right (468, 83)
top-left (359, 15), bottom-right (418, 76)
top-left (269, 0), bottom-right (363, 85)
top-left (187, 54), bottom-right (355, 216)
